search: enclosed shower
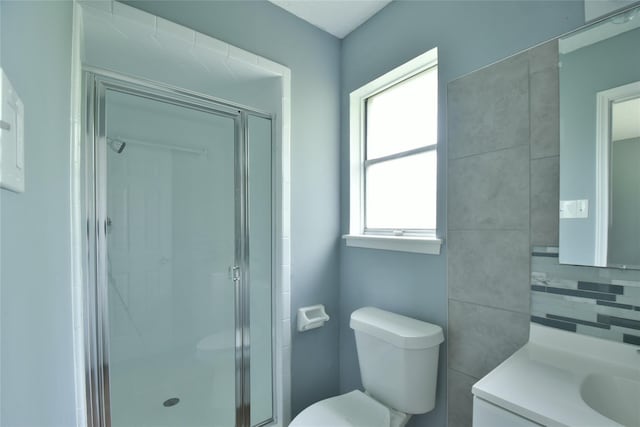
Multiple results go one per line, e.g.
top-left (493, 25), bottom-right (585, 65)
top-left (74, 5), bottom-right (290, 426)
top-left (83, 72), bottom-right (275, 427)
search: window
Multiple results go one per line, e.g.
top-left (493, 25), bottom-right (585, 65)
top-left (345, 48), bottom-right (441, 254)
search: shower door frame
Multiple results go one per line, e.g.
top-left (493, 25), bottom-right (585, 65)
top-left (82, 69), bottom-right (276, 427)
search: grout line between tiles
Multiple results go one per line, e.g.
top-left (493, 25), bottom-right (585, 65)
top-left (448, 297), bottom-right (531, 316)
top-left (448, 141), bottom-right (530, 162)
top-left (448, 366), bottom-right (481, 381)
top-left (531, 153), bottom-right (560, 161)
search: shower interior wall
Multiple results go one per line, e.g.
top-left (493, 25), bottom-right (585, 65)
top-left (104, 88), bottom-right (274, 426)
top-left (81, 5), bottom-right (283, 113)
top-left (105, 94), bottom-right (238, 365)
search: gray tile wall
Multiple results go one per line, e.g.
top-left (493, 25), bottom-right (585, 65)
top-left (446, 40), bottom-right (558, 427)
top-left (448, 36), bottom-right (640, 427)
top-left (531, 250), bottom-right (640, 344)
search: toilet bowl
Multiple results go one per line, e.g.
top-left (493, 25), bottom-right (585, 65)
top-left (289, 390), bottom-right (410, 427)
top-left (290, 307), bottom-right (444, 427)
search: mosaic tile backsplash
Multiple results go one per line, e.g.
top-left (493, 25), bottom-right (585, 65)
top-left (531, 247), bottom-right (640, 346)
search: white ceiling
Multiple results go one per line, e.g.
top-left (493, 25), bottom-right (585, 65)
top-left (269, 0), bottom-right (393, 39)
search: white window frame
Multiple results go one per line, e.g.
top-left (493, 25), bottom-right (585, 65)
top-left (344, 47), bottom-right (442, 254)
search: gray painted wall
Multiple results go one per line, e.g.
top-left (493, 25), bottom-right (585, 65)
top-left (124, 1), bottom-right (342, 416)
top-left (0, 2), bottom-right (77, 425)
top-left (0, 1), bottom-right (588, 425)
top-left (339, 3), bottom-right (583, 427)
top-left (559, 27), bottom-right (640, 266)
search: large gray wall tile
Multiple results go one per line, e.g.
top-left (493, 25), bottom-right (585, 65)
top-left (448, 369), bottom-right (478, 427)
top-left (448, 53), bottom-right (530, 159)
top-left (530, 66), bottom-right (560, 159)
top-left (529, 40), bottom-right (558, 74)
top-left (448, 300), bottom-right (529, 379)
top-left (531, 156), bottom-right (559, 246)
top-left (449, 230), bottom-right (530, 313)
top-left (448, 145), bottom-right (530, 230)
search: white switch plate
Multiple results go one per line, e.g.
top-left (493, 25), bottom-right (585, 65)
top-left (0, 68), bottom-right (25, 193)
top-left (560, 199), bottom-right (589, 219)
top-left (575, 199), bottom-right (588, 218)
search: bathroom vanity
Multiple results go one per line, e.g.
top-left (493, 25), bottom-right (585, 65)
top-left (472, 324), bottom-right (640, 427)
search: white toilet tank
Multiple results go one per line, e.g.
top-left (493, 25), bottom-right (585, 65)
top-left (350, 307), bottom-right (444, 415)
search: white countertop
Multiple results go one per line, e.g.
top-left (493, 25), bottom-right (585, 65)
top-left (472, 324), bottom-right (640, 427)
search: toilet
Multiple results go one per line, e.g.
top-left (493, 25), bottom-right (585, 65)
top-left (290, 307), bottom-right (444, 427)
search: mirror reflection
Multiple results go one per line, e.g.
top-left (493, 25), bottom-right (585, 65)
top-left (609, 96), bottom-right (640, 268)
top-left (558, 6), bottom-right (640, 269)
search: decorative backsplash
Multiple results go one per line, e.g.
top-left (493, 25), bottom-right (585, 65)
top-left (531, 247), bottom-right (640, 346)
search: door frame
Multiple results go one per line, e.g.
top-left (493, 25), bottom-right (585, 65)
top-left (594, 80), bottom-right (640, 267)
top-left (82, 69), bottom-right (274, 427)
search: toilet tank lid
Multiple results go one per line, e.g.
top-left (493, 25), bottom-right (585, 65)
top-left (350, 307), bottom-right (444, 349)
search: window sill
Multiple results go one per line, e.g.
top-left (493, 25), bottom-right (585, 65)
top-left (342, 234), bottom-right (442, 255)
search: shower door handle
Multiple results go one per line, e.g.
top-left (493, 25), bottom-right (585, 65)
top-left (230, 266), bottom-right (240, 283)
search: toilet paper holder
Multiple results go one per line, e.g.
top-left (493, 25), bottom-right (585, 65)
top-left (297, 304), bottom-right (330, 332)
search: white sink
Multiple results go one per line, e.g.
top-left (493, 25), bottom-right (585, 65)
top-left (472, 324), bottom-right (640, 427)
top-left (581, 373), bottom-right (640, 427)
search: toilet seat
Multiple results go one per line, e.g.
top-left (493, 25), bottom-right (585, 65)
top-left (289, 390), bottom-right (410, 427)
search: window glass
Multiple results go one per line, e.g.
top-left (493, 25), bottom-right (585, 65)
top-left (365, 150), bottom-right (437, 230)
top-left (366, 67), bottom-right (437, 160)
top-left (349, 47), bottom-right (439, 241)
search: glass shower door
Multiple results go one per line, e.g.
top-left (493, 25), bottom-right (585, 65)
top-left (104, 88), bottom-right (238, 427)
top-left (248, 115), bottom-right (273, 426)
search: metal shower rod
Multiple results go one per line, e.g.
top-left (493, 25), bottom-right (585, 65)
top-left (107, 136), bottom-right (207, 155)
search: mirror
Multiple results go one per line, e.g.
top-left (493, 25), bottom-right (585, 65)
top-left (559, 5), bottom-right (640, 269)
